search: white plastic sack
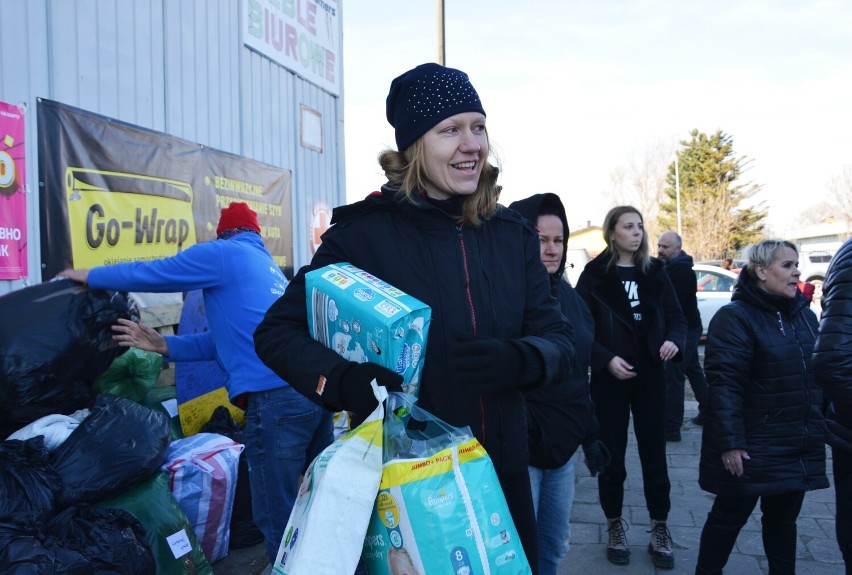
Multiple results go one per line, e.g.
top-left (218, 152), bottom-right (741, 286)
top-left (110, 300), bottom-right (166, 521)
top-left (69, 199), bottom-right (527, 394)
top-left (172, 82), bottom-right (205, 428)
top-left (6, 409), bottom-right (89, 451)
top-left (272, 382), bottom-right (387, 575)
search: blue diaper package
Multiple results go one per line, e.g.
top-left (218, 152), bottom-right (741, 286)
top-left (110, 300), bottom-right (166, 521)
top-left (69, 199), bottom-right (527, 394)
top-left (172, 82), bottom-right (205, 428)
top-left (305, 263), bottom-right (431, 397)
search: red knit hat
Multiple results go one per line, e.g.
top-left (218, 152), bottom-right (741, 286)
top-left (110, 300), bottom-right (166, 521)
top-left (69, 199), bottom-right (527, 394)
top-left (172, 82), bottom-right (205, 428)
top-left (217, 202), bottom-right (260, 235)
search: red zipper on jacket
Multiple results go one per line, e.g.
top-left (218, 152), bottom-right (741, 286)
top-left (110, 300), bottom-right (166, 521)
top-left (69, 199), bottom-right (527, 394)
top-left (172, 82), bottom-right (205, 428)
top-left (457, 225), bottom-right (486, 442)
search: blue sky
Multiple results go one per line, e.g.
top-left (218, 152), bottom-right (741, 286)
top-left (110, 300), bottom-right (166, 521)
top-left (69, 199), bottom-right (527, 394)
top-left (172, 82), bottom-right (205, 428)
top-left (342, 1), bottom-right (852, 235)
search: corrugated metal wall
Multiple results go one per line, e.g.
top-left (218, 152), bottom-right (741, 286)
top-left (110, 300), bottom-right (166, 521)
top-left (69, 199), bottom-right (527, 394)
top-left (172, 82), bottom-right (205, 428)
top-left (0, 0), bottom-right (345, 295)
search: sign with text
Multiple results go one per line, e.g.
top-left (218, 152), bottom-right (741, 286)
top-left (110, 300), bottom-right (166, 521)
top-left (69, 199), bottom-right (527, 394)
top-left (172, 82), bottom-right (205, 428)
top-left (243, 0), bottom-right (340, 96)
top-left (37, 99), bottom-right (293, 279)
top-left (0, 101), bottom-right (27, 280)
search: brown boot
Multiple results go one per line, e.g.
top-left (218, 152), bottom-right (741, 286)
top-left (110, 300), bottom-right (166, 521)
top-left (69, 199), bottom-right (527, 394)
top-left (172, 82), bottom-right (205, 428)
top-left (606, 517), bottom-right (630, 565)
top-left (648, 519), bottom-right (674, 569)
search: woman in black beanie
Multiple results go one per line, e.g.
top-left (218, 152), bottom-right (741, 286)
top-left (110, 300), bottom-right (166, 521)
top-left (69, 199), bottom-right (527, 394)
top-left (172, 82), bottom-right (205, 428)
top-left (255, 63), bottom-right (574, 574)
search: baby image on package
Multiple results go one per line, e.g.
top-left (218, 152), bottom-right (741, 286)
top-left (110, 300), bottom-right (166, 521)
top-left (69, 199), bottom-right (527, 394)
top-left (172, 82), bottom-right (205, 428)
top-left (305, 263), bottom-right (431, 397)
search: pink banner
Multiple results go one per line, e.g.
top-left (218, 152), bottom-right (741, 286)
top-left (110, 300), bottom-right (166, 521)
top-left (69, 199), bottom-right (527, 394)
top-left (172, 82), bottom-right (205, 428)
top-left (0, 101), bottom-right (26, 279)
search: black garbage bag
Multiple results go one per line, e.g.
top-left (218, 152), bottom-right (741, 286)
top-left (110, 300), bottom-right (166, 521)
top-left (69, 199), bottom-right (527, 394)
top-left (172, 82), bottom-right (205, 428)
top-left (94, 471), bottom-right (213, 575)
top-left (51, 394), bottom-right (170, 509)
top-left (201, 405), bottom-right (264, 549)
top-left (0, 279), bottom-right (135, 437)
top-left (0, 505), bottom-right (155, 574)
top-left (0, 436), bottom-right (61, 516)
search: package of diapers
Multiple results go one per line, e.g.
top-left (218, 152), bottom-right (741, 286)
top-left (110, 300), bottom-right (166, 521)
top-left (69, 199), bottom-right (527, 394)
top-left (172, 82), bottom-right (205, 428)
top-left (305, 263), bottom-right (431, 398)
top-left (272, 383), bottom-right (386, 575)
top-left (362, 393), bottom-right (531, 575)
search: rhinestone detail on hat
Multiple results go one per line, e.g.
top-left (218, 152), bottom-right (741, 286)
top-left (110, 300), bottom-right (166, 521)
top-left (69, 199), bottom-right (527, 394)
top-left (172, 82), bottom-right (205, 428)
top-left (404, 70), bottom-right (482, 126)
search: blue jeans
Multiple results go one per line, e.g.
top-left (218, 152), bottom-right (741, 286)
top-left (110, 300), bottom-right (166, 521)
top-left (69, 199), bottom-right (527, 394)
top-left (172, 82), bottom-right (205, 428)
top-left (529, 457), bottom-right (576, 575)
top-left (244, 386), bottom-right (334, 563)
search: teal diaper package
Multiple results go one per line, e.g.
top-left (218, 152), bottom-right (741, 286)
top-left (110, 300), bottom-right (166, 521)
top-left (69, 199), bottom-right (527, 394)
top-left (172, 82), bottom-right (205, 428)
top-left (362, 393), bottom-right (532, 575)
top-left (305, 263), bottom-right (431, 397)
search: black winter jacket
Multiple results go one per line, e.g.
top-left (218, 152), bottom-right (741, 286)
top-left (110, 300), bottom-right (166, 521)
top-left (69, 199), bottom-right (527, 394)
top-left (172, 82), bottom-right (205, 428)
top-left (813, 238), bottom-right (852, 453)
top-left (699, 268), bottom-right (827, 496)
top-left (509, 193), bottom-right (598, 469)
top-left (575, 251), bottom-right (686, 381)
top-left (254, 186), bottom-right (575, 478)
top-left (663, 251), bottom-right (702, 331)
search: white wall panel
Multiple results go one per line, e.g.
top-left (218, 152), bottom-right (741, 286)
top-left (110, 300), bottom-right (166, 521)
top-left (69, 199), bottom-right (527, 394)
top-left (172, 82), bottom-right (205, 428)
top-left (0, 0), bottom-right (345, 294)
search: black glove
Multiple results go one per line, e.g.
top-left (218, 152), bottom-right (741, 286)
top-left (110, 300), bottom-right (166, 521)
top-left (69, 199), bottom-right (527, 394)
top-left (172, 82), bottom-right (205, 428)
top-left (448, 334), bottom-right (525, 393)
top-left (332, 362), bottom-right (403, 421)
top-left (582, 440), bottom-right (611, 477)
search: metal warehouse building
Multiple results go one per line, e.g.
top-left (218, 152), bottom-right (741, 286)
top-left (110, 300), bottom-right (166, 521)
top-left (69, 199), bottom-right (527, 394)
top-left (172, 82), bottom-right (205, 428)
top-left (0, 0), bottom-right (346, 296)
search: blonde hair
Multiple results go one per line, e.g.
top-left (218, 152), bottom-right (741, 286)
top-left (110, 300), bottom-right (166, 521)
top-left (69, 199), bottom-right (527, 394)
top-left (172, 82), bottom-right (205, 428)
top-left (745, 239), bottom-right (798, 280)
top-left (602, 205), bottom-right (651, 273)
top-left (377, 140), bottom-right (499, 227)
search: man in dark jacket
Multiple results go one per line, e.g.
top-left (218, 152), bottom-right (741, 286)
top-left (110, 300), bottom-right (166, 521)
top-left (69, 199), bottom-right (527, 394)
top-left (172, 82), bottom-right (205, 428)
top-left (657, 231), bottom-right (708, 441)
top-left (812, 237), bottom-right (852, 571)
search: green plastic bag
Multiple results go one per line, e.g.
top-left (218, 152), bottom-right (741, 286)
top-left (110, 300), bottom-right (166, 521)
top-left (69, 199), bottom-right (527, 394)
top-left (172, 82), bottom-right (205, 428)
top-left (92, 347), bottom-right (163, 402)
top-left (143, 385), bottom-right (184, 441)
top-left (94, 471), bottom-right (212, 575)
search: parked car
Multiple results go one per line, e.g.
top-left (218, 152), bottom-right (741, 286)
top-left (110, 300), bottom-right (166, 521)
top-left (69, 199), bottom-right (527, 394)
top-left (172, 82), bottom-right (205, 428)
top-left (698, 259), bottom-right (746, 271)
top-left (563, 248), bottom-right (590, 287)
top-left (797, 251), bottom-right (833, 302)
top-left (693, 263), bottom-right (739, 336)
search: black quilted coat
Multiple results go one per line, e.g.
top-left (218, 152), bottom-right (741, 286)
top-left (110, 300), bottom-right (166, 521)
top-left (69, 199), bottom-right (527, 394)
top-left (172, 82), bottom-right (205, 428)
top-left (699, 267), bottom-right (828, 496)
top-left (812, 238), bottom-right (852, 453)
top-left (255, 186), bottom-right (574, 479)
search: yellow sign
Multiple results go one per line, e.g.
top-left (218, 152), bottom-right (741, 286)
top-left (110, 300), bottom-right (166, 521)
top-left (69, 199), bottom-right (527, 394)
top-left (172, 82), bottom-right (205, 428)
top-left (65, 168), bottom-right (197, 268)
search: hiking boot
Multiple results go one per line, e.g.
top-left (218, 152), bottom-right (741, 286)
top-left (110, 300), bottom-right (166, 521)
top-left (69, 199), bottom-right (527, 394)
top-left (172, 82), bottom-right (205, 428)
top-left (647, 519), bottom-right (674, 569)
top-left (606, 517), bottom-right (630, 565)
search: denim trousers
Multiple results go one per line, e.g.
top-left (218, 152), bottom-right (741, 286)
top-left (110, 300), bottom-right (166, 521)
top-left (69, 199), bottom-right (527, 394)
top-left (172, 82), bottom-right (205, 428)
top-left (529, 457), bottom-right (576, 575)
top-left (695, 491), bottom-right (805, 575)
top-left (244, 386), bottom-right (334, 563)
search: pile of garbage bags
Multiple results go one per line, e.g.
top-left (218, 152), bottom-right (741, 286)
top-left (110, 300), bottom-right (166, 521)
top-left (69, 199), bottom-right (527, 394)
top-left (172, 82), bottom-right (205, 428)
top-left (0, 281), bottom-right (259, 574)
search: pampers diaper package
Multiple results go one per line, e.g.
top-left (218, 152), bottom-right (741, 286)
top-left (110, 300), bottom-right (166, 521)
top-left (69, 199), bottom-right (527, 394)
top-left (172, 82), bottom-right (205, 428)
top-left (362, 394), bottom-right (532, 575)
top-left (305, 263), bottom-right (431, 398)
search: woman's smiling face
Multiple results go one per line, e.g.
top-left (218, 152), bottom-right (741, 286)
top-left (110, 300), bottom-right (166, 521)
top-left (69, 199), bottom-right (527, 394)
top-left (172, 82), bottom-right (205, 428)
top-left (420, 111), bottom-right (488, 200)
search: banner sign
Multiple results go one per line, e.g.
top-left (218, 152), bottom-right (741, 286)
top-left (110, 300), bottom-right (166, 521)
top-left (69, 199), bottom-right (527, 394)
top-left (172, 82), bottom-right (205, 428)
top-left (243, 0), bottom-right (340, 96)
top-left (0, 101), bottom-right (27, 280)
top-left (37, 99), bottom-right (293, 279)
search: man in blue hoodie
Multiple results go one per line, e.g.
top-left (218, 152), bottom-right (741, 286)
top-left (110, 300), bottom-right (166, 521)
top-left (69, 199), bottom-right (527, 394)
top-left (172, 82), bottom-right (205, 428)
top-left (59, 202), bottom-right (333, 564)
top-left (657, 231), bottom-right (708, 441)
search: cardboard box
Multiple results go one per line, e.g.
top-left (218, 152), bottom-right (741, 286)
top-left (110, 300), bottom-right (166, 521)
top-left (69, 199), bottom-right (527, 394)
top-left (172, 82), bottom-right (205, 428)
top-left (306, 263), bottom-right (431, 397)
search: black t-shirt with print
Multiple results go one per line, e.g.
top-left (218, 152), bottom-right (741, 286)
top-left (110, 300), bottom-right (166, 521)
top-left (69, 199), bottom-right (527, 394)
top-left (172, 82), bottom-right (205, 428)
top-left (617, 264), bottom-right (642, 330)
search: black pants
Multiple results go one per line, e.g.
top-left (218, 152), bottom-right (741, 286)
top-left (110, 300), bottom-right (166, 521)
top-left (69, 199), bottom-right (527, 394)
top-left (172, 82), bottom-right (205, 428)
top-left (665, 326), bottom-right (707, 434)
top-left (591, 363), bottom-right (671, 520)
top-left (695, 491), bottom-right (805, 575)
top-left (834, 446), bottom-right (852, 574)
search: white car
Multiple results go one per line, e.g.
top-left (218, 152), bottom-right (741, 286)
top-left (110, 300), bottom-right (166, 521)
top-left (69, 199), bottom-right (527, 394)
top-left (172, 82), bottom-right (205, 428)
top-left (693, 263), bottom-right (740, 336)
top-left (798, 251), bottom-right (833, 302)
top-left (563, 248), bottom-right (591, 286)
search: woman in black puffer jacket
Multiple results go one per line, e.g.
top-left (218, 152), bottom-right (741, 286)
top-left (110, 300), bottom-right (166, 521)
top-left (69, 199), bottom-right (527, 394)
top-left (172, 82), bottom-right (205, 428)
top-left (813, 236), bottom-right (852, 571)
top-left (696, 239), bottom-right (827, 575)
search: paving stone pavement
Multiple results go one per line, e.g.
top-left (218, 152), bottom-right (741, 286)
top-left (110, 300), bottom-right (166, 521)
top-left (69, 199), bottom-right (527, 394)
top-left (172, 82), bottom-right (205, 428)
top-left (558, 400), bottom-right (844, 575)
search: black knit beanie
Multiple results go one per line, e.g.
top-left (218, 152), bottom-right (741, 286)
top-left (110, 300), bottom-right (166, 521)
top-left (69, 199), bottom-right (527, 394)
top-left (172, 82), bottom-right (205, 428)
top-left (386, 63), bottom-right (486, 152)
